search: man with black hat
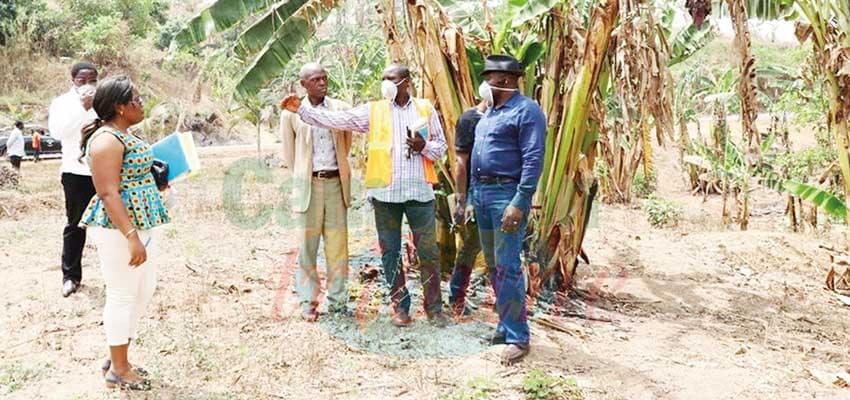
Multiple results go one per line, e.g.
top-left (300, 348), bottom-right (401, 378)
top-left (468, 55), bottom-right (546, 365)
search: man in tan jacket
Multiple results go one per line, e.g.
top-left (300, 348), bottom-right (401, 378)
top-left (281, 63), bottom-right (353, 322)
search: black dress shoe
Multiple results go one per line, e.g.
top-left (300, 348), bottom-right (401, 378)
top-left (62, 280), bottom-right (79, 298)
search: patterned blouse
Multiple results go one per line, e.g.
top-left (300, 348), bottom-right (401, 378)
top-left (80, 127), bottom-right (170, 230)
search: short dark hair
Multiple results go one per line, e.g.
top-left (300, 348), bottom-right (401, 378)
top-left (14, 121), bottom-right (23, 129)
top-left (71, 61), bottom-right (97, 79)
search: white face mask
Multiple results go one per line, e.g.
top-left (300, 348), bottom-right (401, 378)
top-left (478, 81), bottom-right (517, 106)
top-left (76, 84), bottom-right (96, 98)
top-left (381, 78), bottom-right (406, 100)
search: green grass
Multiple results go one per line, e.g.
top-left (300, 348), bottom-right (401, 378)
top-left (0, 362), bottom-right (43, 395)
top-left (671, 38), bottom-right (810, 78)
top-left (521, 369), bottom-right (584, 400)
top-left (439, 376), bottom-right (497, 400)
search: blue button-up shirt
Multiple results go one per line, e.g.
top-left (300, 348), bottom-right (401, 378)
top-left (471, 91), bottom-right (546, 210)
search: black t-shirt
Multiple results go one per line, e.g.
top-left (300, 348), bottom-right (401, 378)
top-left (455, 108), bottom-right (483, 187)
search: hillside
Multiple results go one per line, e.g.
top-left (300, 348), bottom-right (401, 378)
top-left (0, 0), bottom-right (271, 146)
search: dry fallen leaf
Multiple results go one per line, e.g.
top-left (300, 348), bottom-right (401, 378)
top-left (836, 371), bottom-right (850, 388)
top-left (826, 267), bottom-right (836, 291)
top-left (807, 368), bottom-right (850, 388)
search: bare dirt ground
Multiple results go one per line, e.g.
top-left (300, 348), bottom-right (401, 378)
top-left (1, 136), bottom-right (849, 399)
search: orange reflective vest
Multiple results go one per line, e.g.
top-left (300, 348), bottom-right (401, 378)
top-left (364, 99), bottom-right (438, 188)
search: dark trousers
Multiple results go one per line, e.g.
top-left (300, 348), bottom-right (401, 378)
top-left (61, 173), bottom-right (96, 283)
top-left (33, 149), bottom-right (40, 162)
top-left (372, 199), bottom-right (443, 315)
top-left (9, 155), bottom-right (21, 170)
top-left (448, 219), bottom-right (484, 311)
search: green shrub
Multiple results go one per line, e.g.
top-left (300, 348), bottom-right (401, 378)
top-left (643, 196), bottom-right (682, 228)
top-left (0, 1), bottom-right (15, 46)
top-left (5, 1), bottom-right (71, 55)
top-left (775, 146), bottom-right (835, 182)
top-left (522, 370), bottom-right (584, 400)
top-left (156, 17), bottom-right (186, 50)
top-left (115, 0), bottom-right (169, 38)
top-left (632, 168), bottom-right (657, 198)
top-left (14, 0), bottom-right (167, 58)
top-left (70, 15), bottom-right (129, 64)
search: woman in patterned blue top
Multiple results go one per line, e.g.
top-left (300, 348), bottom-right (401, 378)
top-left (79, 76), bottom-right (169, 391)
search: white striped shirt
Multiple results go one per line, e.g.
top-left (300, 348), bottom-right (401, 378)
top-left (298, 98), bottom-right (447, 203)
top-left (304, 99), bottom-right (338, 172)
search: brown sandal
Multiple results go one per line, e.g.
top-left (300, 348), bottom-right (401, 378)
top-left (105, 370), bottom-right (151, 391)
top-left (101, 359), bottom-right (149, 377)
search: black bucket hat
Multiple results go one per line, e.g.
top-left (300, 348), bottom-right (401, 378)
top-left (481, 55), bottom-right (524, 76)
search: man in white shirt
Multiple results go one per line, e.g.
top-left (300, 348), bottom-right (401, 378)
top-left (6, 121), bottom-right (25, 170)
top-left (48, 61), bottom-right (99, 297)
top-left (280, 63), bottom-right (353, 322)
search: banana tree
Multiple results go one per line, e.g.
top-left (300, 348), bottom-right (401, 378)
top-left (596, 0), bottom-right (674, 204)
top-left (534, 0), bottom-right (619, 290)
top-left (727, 0), bottom-right (761, 154)
top-left (175, 0), bottom-right (343, 98)
top-left (795, 0), bottom-right (850, 244)
top-left (683, 0), bottom-right (796, 158)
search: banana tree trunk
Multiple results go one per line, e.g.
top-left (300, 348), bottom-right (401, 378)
top-left (404, 0), bottom-right (475, 173)
top-left (536, 0), bottom-right (619, 291)
top-left (787, 194), bottom-right (798, 232)
top-left (376, 0), bottom-right (408, 62)
top-left (728, 0), bottom-right (761, 156)
top-left (797, 0), bottom-right (850, 246)
top-left (435, 192), bottom-right (456, 276)
top-left (832, 110), bottom-right (850, 243)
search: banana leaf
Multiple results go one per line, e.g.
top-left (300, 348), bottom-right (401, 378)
top-left (744, 0), bottom-right (795, 20)
top-left (783, 181), bottom-right (847, 219)
top-left (175, 0), bottom-right (278, 46)
top-left (235, 0), bottom-right (340, 97)
top-left (517, 37), bottom-right (544, 94)
top-left (667, 21), bottom-right (715, 67)
top-left (234, 0), bottom-right (311, 59)
top-left (509, 0), bottom-right (562, 28)
top-left (466, 45), bottom-right (485, 90)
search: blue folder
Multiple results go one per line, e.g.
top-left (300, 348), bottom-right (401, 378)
top-left (151, 132), bottom-right (201, 183)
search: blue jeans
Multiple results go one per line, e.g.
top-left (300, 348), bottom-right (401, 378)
top-left (470, 182), bottom-right (529, 344)
top-left (372, 199), bottom-right (443, 315)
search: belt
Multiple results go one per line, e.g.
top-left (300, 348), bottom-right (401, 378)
top-left (312, 170), bottom-right (340, 179)
top-left (477, 175), bottom-right (517, 184)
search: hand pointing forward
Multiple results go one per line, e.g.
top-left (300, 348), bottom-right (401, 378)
top-left (280, 94), bottom-right (301, 113)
